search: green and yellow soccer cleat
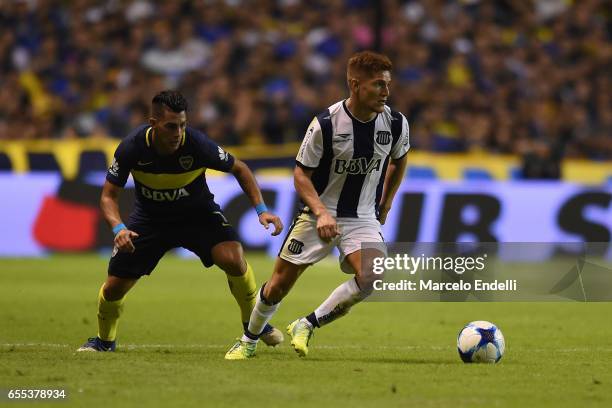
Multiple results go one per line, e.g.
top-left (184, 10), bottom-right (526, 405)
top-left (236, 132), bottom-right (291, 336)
top-left (224, 339), bottom-right (257, 360)
top-left (286, 319), bottom-right (314, 357)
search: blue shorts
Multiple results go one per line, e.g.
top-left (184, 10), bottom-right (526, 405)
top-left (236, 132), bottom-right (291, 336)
top-left (108, 210), bottom-right (240, 279)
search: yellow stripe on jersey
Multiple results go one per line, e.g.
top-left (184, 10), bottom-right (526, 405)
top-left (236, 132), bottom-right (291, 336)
top-left (181, 129), bottom-right (186, 146)
top-left (131, 168), bottom-right (205, 189)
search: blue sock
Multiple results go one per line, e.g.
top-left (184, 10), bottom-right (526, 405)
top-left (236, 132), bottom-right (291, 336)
top-left (242, 322), bottom-right (273, 339)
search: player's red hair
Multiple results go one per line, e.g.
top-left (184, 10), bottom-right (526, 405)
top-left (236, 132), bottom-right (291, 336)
top-left (347, 51), bottom-right (392, 80)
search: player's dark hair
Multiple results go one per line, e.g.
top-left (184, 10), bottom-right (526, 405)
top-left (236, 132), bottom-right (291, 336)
top-left (347, 51), bottom-right (392, 80)
top-left (151, 90), bottom-right (188, 117)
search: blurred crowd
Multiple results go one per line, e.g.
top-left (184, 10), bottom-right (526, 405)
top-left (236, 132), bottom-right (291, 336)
top-left (0, 0), bottom-right (610, 161)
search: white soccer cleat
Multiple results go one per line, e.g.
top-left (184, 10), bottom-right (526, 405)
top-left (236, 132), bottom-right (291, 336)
top-left (260, 326), bottom-right (284, 347)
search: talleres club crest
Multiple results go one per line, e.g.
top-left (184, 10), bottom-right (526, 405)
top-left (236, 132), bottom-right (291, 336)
top-left (376, 131), bottom-right (391, 145)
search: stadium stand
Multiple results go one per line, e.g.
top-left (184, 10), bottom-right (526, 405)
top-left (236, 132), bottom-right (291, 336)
top-left (0, 0), bottom-right (610, 178)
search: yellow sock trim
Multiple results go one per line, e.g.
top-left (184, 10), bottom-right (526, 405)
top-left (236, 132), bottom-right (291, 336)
top-left (97, 284), bottom-right (125, 342)
top-left (226, 262), bottom-right (257, 323)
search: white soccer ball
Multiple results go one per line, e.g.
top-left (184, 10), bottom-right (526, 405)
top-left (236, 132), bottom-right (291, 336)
top-left (457, 320), bottom-right (505, 363)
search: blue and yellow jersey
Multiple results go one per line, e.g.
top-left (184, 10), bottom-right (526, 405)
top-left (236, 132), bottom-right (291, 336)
top-left (106, 124), bottom-right (235, 223)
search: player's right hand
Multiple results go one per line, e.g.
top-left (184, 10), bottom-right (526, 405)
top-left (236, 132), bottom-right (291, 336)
top-left (316, 211), bottom-right (340, 242)
top-left (259, 212), bottom-right (284, 236)
top-left (114, 229), bottom-right (139, 253)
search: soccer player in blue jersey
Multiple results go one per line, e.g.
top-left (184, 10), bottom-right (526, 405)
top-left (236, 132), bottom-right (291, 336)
top-left (78, 90), bottom-right (284, 352)
top-left (225, 51), bottom-right (409, 359)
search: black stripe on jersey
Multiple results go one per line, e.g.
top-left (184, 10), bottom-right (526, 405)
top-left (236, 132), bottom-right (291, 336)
top-left (336, 117), bottom-right (376, 218)
top-left (310, 110), bottom-right (333, 195)
top-left (375, 110), bottom-right (404, 215)
top-left (389, 109), bottom-right (403, 150)
top-left (374, 110), bottom-right (404, 218)
top-left (375, 156), bottom-right (390, 218)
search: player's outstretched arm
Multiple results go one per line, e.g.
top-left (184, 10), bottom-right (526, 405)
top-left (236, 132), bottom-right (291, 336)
top-left (378, 154), bottom-right (408, 225)
top-left (294, 165), bottom-right (339, 241)
top-left (230, 159), bottom-right (283, 236)
top-left (100, 181), bottom-right (139, 252)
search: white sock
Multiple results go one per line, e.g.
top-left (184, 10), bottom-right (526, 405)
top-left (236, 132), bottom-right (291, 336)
top-left (245, 287), bottom-right (280, 341)
top-left (314, 278), bottom-right (365, 327)
top-left (300, 317), bottom-right (313, 329)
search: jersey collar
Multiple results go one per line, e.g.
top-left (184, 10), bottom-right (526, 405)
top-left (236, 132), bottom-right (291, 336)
top-left (342, 100), bottom-right (378, 124)
top-left (145, 127), bottom-right (153, 147)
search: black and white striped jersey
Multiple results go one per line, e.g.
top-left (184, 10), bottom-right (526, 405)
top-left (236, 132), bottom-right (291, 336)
top-left (296, 100), bottom-right (410, 219)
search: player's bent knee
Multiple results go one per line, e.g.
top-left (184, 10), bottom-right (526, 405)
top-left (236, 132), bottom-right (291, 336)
top-left (212, 242), bottom-right (245, 275)
top-left (215, 254), bottom-right (244, 275)
top-left (103, 277), bottom-right (136, 301)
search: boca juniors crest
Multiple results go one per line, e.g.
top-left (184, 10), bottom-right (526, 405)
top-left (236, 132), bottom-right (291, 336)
top-left (179, 155), bottom-right (194, 170)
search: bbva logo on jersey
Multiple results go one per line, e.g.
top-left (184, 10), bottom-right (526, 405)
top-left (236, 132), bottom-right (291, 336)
top-left (376, 131), bottom-right (391, 145)
top-left (334, 157), bottom-right (382, 175)
top-left (141, 186), bottom-right (190, 201)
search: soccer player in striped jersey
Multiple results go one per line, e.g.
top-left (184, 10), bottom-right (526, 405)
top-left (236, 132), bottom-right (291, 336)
top-left (78, 90), bottom-right (284, 352)
top-left (225, 51), bottom-right (409, 359)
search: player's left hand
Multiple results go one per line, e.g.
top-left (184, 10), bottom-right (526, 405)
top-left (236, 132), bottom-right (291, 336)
top-left (378, 205), bottom-right (391, 225)
top-left (259, 212), bottom-right (284, 236)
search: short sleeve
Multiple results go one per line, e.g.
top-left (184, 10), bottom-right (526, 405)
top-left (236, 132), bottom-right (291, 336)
top-left (106, 139), bottom-right (135, 187)
top-left (192, 128), bottom-right (235, 172)
top-left (296, 117), bottom-right (323, 169)
top-left (390, 113), bottom-right (410, 159)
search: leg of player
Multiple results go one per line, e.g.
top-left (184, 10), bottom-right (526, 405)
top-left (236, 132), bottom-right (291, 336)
top-left (211, 241), bottom-right (283, 347)
top-left (77, 275), bottom-right (137, 352)
top-left (288, 249), bottom-right (381, 357)
top-left (225, 258), bottom-right (305, 360)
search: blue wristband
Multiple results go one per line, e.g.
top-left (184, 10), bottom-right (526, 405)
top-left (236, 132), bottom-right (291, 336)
top-left (112, 223), bottom-right (127, 235)
top-left (255, 203), bottom-right (268, 216)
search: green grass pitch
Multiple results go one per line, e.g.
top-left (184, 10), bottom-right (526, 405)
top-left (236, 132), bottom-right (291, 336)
top-left (1, 253), bottom-right (611, 407)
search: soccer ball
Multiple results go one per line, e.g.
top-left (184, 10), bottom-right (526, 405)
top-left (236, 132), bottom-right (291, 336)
top-left (457, 320), bottom-right (505, 363)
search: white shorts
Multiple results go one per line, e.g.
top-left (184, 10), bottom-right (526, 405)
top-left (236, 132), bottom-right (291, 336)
top-left (278, 213), bottom-right (386, 270)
